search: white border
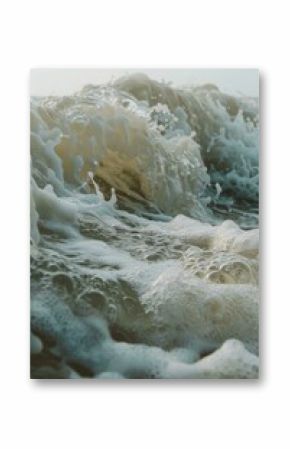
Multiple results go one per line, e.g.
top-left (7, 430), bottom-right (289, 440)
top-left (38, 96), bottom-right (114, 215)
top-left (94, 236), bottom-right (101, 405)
top-left (1, 1), bottom-right (289, 448)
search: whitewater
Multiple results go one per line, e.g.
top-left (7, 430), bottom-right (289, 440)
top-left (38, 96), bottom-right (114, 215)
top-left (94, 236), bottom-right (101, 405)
top-left (30, 73), bottom-right (259, 379)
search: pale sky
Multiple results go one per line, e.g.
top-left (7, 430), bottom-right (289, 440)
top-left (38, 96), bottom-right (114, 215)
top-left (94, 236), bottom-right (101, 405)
top-left (30, 68), bottom-right (259, 97)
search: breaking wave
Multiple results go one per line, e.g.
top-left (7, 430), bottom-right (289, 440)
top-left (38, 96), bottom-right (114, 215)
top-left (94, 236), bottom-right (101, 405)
top-left (30, 73), bottom-right (259, 379)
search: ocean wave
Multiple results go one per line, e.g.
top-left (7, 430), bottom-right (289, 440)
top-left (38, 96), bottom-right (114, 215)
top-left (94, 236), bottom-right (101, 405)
top-left (30, 73), bottom-right (259, 379)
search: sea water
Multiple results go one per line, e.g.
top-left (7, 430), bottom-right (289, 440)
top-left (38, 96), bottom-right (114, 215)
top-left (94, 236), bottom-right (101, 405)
top-left (30, 73), bottom-right (259, 379)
